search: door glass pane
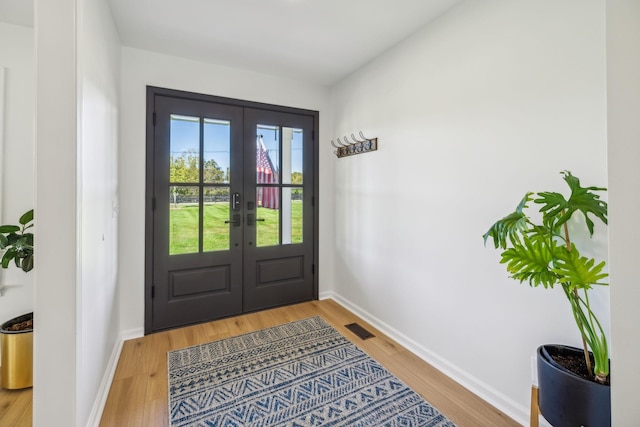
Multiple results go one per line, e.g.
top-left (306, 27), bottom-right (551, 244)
top-left (203, 118), bottom-right (230, 184)
top-left (203, 187), bottom-right (230, 252)
top-left (256, 187), bottom-right (279, 247)
top-left (169, 186), bottom-right (199, 255)
top-left (170, 115), bottom-right (200, 183)
top-left (257, 126), bottom-right (279, 184)
top-left (282, 127), bottom-right (303, 185)
top-left (282, 187), bottom-right (302, 244)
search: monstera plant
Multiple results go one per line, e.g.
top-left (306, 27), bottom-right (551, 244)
top-left (483, 171), bottom-right (609, 385)
top-left (0, 209), bottom-right (34, 272)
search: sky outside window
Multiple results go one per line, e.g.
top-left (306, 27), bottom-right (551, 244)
top-left (169, 118), bottom-right (303, 175)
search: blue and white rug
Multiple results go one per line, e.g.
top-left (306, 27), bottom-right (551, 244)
top-left (168, 316), bottom-right (457, 426)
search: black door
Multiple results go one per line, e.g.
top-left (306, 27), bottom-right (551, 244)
top-left (243, 108), bottom-right (315, 312)
top-left (145, 88), bottom-right (318, 333)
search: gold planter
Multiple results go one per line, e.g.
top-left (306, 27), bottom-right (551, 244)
top-left (1, 313), bottom-right (33, 389)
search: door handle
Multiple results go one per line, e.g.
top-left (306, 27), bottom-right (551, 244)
top-left (225, 213), bottom-right (241, 227)
top-left (247, 214), bottom-right (265, 226)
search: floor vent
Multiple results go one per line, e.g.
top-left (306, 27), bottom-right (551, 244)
top-left (345, 323), bottom-right (375, 340)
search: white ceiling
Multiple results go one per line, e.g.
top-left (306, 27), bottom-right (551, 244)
top-left (108, 0), bottom-right (462, 86)
top-left (0, 0), bottom-right (462, 86)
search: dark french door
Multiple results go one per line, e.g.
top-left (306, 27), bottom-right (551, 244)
top-left (145, 87), bottom-right (318, 333)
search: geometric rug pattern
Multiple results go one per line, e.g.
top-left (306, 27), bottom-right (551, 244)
top-left (168, 316), bottom-right (458, 426)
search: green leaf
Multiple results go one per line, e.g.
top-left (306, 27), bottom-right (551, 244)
top-left (0, 225), bottom-right (20, 233)
top-left (552, 244), bottom-right (608, 290)
top-left (2, 248), bottom-right (17, 268)
top-left (499, 235), bottom-right (560, 288)
top-left (0, 209), bottom-right (34, 272)
top-left (534, 171), bottom-right (607, 236)
top-left (21, 254), bottom-right (33, 272)
top-left (533, 191), bottom-right (567, 230)
top-left (483, 193), bottom-right (532, 249)
top-left (5, 233), bottom-right (20, 245)
top-left (19, 209), bottom-right (34, 226)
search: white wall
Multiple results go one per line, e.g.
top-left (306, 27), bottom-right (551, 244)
top-left (607, 1), bottom-right (640, 425)
top-left (330, 1), bottom-right (607, 424)
top-left (118, 48), bottom-right (333, 333)
top-left (77, 0), bottom-right (121, 424)
top-left (0, 22), bottom-right (34, 322)
top-left (34, 0), bottom-right (78, 424)
top-left (34, 0), bottom-right (121, 425)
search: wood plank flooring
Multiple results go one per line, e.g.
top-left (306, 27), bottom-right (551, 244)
top-left (0, 299), bottom-right (521, 426)
top-left (100, 299), bottom-right (519, 426)
top-left (0, 374), bottom-right (32, 426)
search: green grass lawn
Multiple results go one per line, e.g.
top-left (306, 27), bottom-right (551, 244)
top-left (170, 201), bottom-right (302, 254)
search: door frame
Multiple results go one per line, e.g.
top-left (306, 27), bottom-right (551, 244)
top-left (144, 86), bottom-right (319, 334)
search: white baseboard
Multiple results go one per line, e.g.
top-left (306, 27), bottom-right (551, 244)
top-left (120, 327), bottom-right (144, 342)
top-left (318, 290), bottom-right (333, 301)
top-left (86, 327), bottom-right (144, 426)
top-left (322, 291), bottom-right (530, 426)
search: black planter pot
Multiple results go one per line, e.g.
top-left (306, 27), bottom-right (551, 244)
top-left (537, 344), bottom-right (610, 427)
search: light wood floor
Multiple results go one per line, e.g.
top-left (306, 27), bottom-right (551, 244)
top-left (0, 373), bottom-right (32, 426)
top-left (100, 299), bottom-right (519, 426)
top-left (0, 299), bottom-right (521, 426)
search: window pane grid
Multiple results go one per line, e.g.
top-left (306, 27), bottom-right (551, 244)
top-left (169, 114), bottom-right (232, 256)
top-left (255, 125), bottom-right (304, 247)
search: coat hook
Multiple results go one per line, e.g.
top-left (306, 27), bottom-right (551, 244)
top-left (331, 131), bottom-right (378, 158)
top-left (351, 133), bottom-right (366, 143)
top-left (346, 135), bottom-right (358, 146)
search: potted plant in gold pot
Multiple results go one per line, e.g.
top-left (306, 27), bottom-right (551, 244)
top-left (0, 209), bottom-right (34, 389)
top-left (483, 172), bottom-right (610, 427)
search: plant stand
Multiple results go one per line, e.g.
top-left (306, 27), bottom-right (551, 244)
top-left (530, 386), bottom-right (539, 427)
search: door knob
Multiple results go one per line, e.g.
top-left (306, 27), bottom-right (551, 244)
top-left (247, 214), bottom-right (265, 226)
top-left (225, 213), bottom-right (241, 226)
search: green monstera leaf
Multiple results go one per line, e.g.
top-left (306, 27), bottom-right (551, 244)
top-left (499, 234), bottom-right (560, 289)
top-left (552, 243), bottom-right (608, 291)
top-left (535, 171), bottom-right (607, 235)
top-left (483, 193), bottom-right (533, 250)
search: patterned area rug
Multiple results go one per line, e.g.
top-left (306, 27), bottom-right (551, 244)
top-left (168, 316), bottom-right (457, 426)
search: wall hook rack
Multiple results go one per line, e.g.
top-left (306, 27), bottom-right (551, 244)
top-left (331, 131), bottom-right (378, 158)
